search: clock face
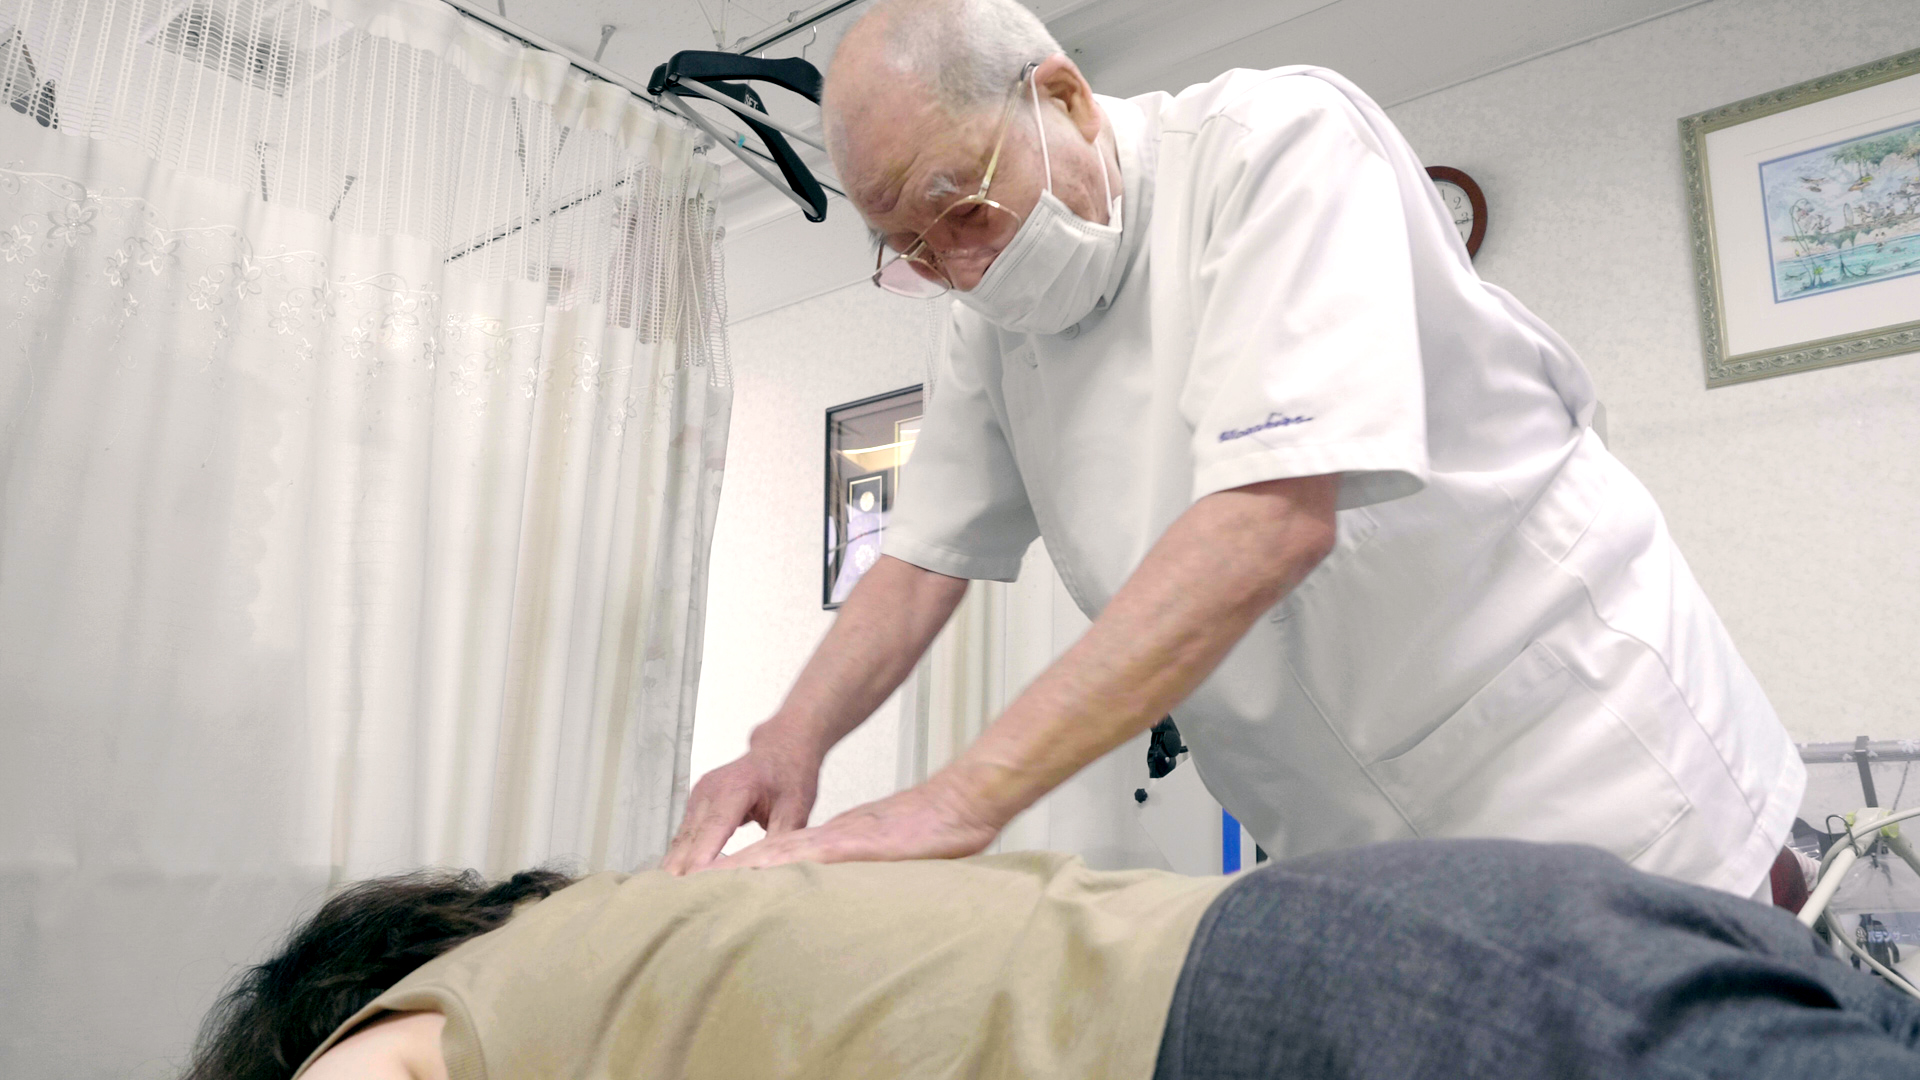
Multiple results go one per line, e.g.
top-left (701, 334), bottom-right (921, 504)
top-left (1435, 180), bottom-right (1475, 245)
top-left (1425, 166), bottom-right (1487, 258)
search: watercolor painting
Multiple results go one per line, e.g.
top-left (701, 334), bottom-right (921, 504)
top-left (1760, 119), bottom-right (1920, 302)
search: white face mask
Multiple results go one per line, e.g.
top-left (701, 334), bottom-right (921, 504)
top-left (956, 80), bottom-right (1123, 336)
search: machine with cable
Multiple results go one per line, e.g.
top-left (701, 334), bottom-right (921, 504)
top-left (1793, 737), bottom-right (1920, 1002)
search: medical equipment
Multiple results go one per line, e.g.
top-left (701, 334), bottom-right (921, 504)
top-left (1797, 805), bottom-right (1920, 1001)
top-left (1133, 717), bottom-right (1264, 875)
top-left (1794, 738), bottom-right (1920, 1002)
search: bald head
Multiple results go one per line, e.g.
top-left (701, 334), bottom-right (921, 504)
top-left (823, 0), bottom-right (1117, 293)
top-left (830, 0), bottom-right (1060, 114)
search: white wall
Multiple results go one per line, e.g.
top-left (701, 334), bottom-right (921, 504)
top-left (1381, 0), bottom-right (1920, 743)
top-left (695, 0), bottom-right (1920, 843)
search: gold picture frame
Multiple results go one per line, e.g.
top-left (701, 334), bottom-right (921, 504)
top-left (1681, 47), bottom-right (1920, 387)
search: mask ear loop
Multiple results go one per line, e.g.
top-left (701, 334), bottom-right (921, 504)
top-left (1098, 125), bottom-right (1115, 219)
top-left (1030, 68), bottom-right (1117, 219)
top-left (1029, 71), bottom-right (1054, 195)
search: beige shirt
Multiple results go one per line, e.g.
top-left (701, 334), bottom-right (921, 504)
top-left (295, 853), bottom-right (1234, 1080)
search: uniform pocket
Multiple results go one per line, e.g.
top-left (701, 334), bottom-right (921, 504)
top-left (1365, 641), bottom-right (1690, 863)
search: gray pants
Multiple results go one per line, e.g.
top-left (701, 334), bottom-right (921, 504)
top-left (1155, 839), bottom-right (1920, 1079)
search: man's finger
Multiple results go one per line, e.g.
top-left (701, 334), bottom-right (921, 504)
top-left (712, 830), bottom-right (817, 872)
top-left (766, 797), bottom-right (811, 836)
top-left (663, 787), bottom-right (752, 875)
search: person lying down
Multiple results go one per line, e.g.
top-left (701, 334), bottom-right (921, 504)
top-left (184, 839), bottom-right (1920, 1080)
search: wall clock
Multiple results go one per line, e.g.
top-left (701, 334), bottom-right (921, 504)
top-left (1426, 166), bottom-right (1487, 258)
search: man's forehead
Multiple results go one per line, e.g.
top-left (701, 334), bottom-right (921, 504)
top-left (838, 106), bottom-right (998, 220)
top-left (850, 155), bottom-right (969, 219)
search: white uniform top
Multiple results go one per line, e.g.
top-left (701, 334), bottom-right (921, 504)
top-left (883, 67), bottom-right (1804, 895)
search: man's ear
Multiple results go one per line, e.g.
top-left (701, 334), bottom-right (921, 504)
top-left (1033, 53), bottom-right (1101, 144)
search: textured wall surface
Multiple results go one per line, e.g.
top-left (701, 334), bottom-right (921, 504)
top-left (696, 0), bottom-right (1920, 837)
top-left (1386, 0), bottom-right (1919, 743)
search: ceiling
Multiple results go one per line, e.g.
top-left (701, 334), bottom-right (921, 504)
top-left (492, 0), bottom-right (1711, 227)
top-left (491, 0), bottom-right (856, 93)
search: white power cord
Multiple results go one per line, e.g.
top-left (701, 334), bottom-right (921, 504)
top-left (1797, 806), bottom-right (1920, 1002)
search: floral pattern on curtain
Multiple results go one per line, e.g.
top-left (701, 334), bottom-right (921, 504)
top-left (0, 0), bottom-right (730, 1072)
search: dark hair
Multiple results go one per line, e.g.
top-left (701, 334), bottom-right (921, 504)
top-left (182, 867), bottom-right (575, 1080)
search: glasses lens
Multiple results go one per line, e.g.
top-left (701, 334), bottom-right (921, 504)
top-left (875, 253), bottom-right (951, 298)
top-left (917, 201), bottom-right (1022, 291)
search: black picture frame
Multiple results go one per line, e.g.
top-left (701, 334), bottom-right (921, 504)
top-left (823, 384), bottom-right (924, 609)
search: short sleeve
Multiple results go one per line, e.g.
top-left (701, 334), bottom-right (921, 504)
top-left (882, 311), bottom-right (1040, 581)
top-left (1181, 76), bottom-right (1428, 511)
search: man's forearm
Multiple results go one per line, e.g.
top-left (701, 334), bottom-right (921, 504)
top-left (929, 476), bottom-right (1340, 829)
top-left (758, 554), bottom-right (970, 759)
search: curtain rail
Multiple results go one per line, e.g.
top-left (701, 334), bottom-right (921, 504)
top-left (436, 0), bottom-right (674, 116)
top-left (433, 0), bottom-right (855, 215)
top-left (731, 0), bottom-right (871, 55)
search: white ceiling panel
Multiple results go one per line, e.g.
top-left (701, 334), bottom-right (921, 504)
top-left (479, 0), bottom-right (1720, 316)
top-left (1068, 0), bottom-right (1711, 103)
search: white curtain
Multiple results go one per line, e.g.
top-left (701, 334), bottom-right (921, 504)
top-left (0, 0), bottom-right (729, 1073)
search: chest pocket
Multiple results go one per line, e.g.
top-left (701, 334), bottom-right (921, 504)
top-left (1364, 640), bottom-right (1690, 864)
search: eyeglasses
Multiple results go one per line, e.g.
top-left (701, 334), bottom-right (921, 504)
top-left (872, 62), bottom-right (1038, 299)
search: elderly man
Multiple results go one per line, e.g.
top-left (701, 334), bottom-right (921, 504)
top-left (664, 0), bottom-right (1803, 894)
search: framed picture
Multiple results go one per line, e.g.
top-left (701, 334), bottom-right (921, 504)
top-left (823, 385), bottom-right (923, 609)
top-left (1681, 47), bottom-right (1920, 387)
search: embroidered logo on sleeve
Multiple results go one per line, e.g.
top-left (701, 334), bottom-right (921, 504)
top-left (1218, 412), bottom-right (1313, 442)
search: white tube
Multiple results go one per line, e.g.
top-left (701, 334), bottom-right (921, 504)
top-left (1797, 806), bottom-right (1920, 928)
top-left (1883, 831), bottom-right (1920, 882)
top-left (1799, 844), bottom-right (1860, 928)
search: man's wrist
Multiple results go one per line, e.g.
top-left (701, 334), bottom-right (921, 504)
top-left (748, 712), bottom-right (832, 764)
top-left (926, 756), bottom-right (1030, 834)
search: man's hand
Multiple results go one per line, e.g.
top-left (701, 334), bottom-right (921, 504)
top-left (711, 776), bottom-right (1000, 870)
top-left (662, 729), bottom-right (822, 875)
top-left (683, 474), bottom-right (1340, 875)
top-left (661, 556), bottom-right (971, 875)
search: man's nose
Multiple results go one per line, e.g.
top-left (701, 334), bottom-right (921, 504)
top-left (934, 249), bottom-right (995, 292)
top-left (946, 265), bottom-right (988, 292)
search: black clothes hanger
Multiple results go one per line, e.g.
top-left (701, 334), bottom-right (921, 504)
top-left (649, 50), bottom-right (830, 222)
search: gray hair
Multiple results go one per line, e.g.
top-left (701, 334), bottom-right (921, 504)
top-left (831, 0), bottom-right (1061, 116)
